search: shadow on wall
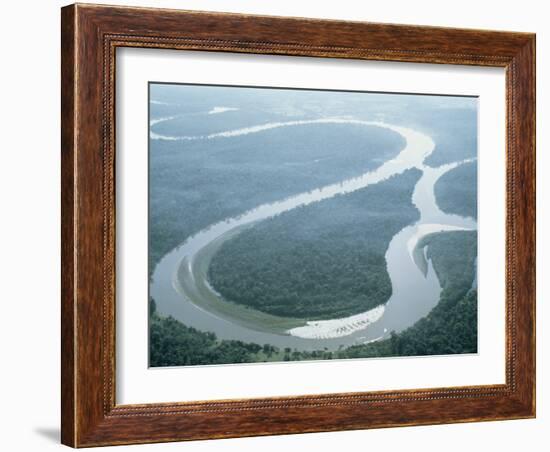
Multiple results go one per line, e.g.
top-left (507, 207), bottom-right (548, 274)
top-left (34, 427), bottom-right (59, 443)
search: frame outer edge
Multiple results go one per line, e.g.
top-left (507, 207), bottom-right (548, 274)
top-left (514, 35), bottom-right (536, 416)
top-left (61, 3), bottom-right (77, 448)
top-left (531, 35), bottom-right (536, 417)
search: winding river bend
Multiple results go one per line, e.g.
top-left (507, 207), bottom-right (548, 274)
top-left (151, 119), bottom-right (477, 351)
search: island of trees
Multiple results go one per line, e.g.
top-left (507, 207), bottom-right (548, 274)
top-left (207, 169), bottom-right (421, 319)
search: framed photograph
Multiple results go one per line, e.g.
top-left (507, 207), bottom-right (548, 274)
top-left (61, 3), bottom-right (535, 447)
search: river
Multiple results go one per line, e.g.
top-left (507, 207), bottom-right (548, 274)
top-left (151, 118), bottom-right (477, 351)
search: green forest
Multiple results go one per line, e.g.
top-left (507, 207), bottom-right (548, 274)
top-left (207, 169), bottom-right (421, 319)
top-left (150, 299), bottom-right (264, 366)
top-left (150, 229), bottom-right (477, 366)
top-left (434, 161), bottom-right (477, 219)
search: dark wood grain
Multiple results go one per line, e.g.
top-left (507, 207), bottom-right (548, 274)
top-left (61, 3), bottom-right (536, 447)
top-left (60, 5), bottom-right (76, 447)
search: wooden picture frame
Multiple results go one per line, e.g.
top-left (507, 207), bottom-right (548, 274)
top-left (61, 3), bottom-right (536, 447)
